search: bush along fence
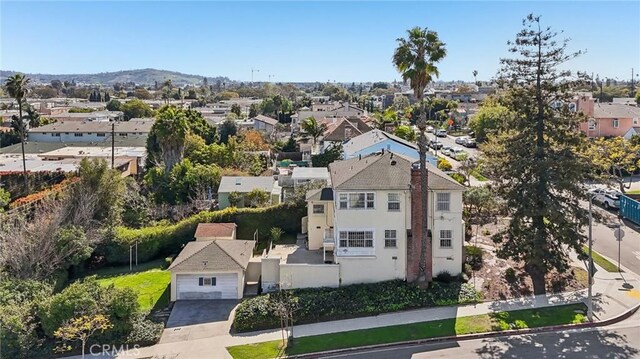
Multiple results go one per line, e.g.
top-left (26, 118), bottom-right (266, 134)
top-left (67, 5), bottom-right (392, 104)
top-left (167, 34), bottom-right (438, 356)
top-left (233, 280), bottom-right (482, 332)
top-left (96, 203), bottom-right (305, 265)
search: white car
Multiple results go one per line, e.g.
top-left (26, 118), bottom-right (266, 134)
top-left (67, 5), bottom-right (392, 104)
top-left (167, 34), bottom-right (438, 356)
top-left (426, 126), bottom-right (435, 133)
top-left (588, 188), bottom-right (621, 210)
top-left (451, 147), bottom-right (466, 160)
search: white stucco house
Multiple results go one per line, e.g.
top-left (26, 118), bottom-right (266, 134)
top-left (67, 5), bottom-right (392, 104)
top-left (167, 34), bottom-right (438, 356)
top-left (217, 176), bottom-right (281, 209)
top-left (27, 120), bottom-right (153, 143)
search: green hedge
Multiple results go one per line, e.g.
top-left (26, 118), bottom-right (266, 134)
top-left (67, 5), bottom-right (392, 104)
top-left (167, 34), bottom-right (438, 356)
top-left (233, 280), bottom-right (482, 333)
top-left (97, 203), bottom-right (305, 264)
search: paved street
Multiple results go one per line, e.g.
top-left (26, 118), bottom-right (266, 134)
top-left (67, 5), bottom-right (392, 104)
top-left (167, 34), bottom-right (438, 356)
top-left (589, 203), bottom-right (640, 276)
top-left (325, 311), bottom-right (640, 359)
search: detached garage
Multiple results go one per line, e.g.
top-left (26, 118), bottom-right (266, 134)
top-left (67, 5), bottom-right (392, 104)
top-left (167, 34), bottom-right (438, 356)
top-left (169, 239), bottom-right (256, 301)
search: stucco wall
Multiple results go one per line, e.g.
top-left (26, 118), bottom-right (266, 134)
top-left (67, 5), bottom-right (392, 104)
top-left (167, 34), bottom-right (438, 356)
top-left (260, 257), bottom-right (281, 292)
top-left (307, 200), bottom-right (334, 250)
top-left (279, 264), bottom-right (340, 289)
top-left (246, 259), bottom-right (262, 283)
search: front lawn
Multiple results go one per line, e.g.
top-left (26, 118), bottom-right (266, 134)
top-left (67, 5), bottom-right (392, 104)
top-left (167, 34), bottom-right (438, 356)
top-left (227, 304), bottom-right (586, 359)
top-left (93, 259), bottom-right (171, 311)
top-left (582, 245), bottom-right (621, 273)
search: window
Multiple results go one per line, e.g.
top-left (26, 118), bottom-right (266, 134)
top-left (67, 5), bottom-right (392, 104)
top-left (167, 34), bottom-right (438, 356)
top-left (198, 277), bottom-right (217, 286)
top-left (388, 193), bottom-right (400, 211)
top-left (440, 230), bottom-right (452, 248)
top-left (51, 133), bottom-right (60, 137)
top-left (339, 192), bottom-right (375, 209)
top-left (588, 118), bottom-right (597, 130)
top-left (613, 119), bottom-right (619, 128)
top-left (384, 230), bottom-right (397, 247)
top-left (339, 231), bottom-right (374, 248)
top-left (97, 133), bottom-right (106, 137)
top-left (119, 133), bottom-right (128, 137)
top-left (437, 193), bottom-right (450, 211)
top-left (634, 118), bottom-right (639, 126)
top-left (345, 127), bottom-right (353, 139)
top-left (74, 133), bottom-right (83, 137)
top-left (313, 204), bottom-right (324, 214)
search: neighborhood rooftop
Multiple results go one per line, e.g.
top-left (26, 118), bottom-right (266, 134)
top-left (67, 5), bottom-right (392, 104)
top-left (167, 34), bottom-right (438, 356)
top-left (168, 239), bottom-right (256, 272)
top-left (218, 176), bottom-right (276, 193)
top-left (28, 119), bottom-right (154, 133)
top-left (194, 223), bottom-right (237, 239)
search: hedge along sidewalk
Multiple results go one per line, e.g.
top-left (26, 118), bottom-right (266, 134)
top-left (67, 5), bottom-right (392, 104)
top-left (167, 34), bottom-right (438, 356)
top-left (226, 304), bottom-right (588, 359)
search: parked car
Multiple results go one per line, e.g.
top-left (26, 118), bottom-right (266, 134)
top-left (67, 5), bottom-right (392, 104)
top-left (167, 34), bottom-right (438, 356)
top-left (426, 126), bottom-right (435, 133)
top-left (588, 188), bottom-right (622, 210)
top-left (451, 147), bottom-right (466, 160)
top-left (463, 138), bottom-right (477, 148)
top-left (429, 139), bottom-right (443, 150)
top-left (441, 146), bottom-right (453, 157)
top-left (435, 129), bottom-right (448, 137)
top-left (455, 136), bottom-right (468, 145)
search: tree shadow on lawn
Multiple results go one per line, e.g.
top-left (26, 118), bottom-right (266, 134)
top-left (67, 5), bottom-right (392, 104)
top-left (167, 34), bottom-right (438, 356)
top-left (87, 258), bottom-right (170, 280)
top-left (475, 327), bottom-right (639, 358)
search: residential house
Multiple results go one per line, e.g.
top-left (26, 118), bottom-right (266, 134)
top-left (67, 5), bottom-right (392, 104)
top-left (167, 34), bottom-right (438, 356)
top-left (217, 176), bottom-right (281, 209)
top-left (321, 117), bottom-right (372, 151)
top-left (293, 102), bottom-right (368, 132)
top-left (27, 120), bottom-right (153, 143)
top-left (343, 129), bottom-right (438, 166)
top-left (278, 166), bottom-right (331, 201)
top-left (194, 223), bottom-right (237, 241)
top-left (252, 114), bottom-right (278, 134)
top-left (168, 239), bottom-right (256, 300)
top-left (577, 96), bottom-right (640, 138)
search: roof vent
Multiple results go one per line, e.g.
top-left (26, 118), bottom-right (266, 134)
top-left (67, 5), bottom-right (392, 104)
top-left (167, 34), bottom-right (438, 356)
top-left (235, 178), bottom-right (241, 185)
top-left (390, 160), bottom-right (397, 166)
top-left (202, 260), bottom-right (208, 266)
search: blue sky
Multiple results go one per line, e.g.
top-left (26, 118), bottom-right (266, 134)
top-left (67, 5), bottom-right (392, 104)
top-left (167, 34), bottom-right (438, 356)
top-left (1, 1), bottom-right (639, 82)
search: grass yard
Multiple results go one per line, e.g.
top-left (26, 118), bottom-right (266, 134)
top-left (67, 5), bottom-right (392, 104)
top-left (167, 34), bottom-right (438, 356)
top-left (471, 170), bottom-right (488, 182)
top-left (227, 304), bottom-right (586, 359)
top-left (625, 189), bottom-right (640, 195)
top-left (93, 258), bottom-right (171, 312)
top-left (582, 245), bottom-right (621, 273)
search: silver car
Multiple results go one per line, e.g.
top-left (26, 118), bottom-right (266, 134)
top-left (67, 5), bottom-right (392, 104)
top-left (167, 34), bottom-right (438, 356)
top-left (588, 188), bottom-right (622, 210)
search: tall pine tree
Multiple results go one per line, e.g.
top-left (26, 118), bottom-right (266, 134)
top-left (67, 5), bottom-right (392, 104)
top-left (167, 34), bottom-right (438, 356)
top-left (482, 14), bottom-right (592, 295)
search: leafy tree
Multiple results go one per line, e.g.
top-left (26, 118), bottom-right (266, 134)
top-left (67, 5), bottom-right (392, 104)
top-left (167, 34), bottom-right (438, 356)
top-left (587, 137), bottom-right (639, 193)
top-left (231, 103), bottom-right (242, 117)
top-left (121, 98), bottom-right (154, 120)
top-left (4, 73), bottom-right (31, 191)
top-left (133, 87), bottom-right (152, 100)
top-left (68, 107), bottom-right (94, 113)
top-left (281, 136), bottom-right (298, 152)
top-left (393, 125), bottom-right (416, 142)
top-left (636, 90), bottom-right (640, 105)
top-left (54, 314), bottom-right (113, 359)
top-left (467, 98), bottom-right (511, 142)
top-left (219, 118), bottom-right (238, 144)
top-left (241, 130), bottom-right (269, 151)
top-left (311, 143), bottom-right (343, 167)
top-left (249, 103), bottom-right (260, 118)
top-left (215, 91), bottom-right (240, 101)
top-left (482, 14), bottom-right (592, 295)
top-left (148, 106), bottom-right (189, 172)
top-left (463, 186), bottom-right (497, 239)
top-left (392, 95), bottom-right (410, 111)
top-left (301, 117), bottom-right (327, 145)
top-left (473, 70), bottom-right (478, 85)
top-left (393, 26), bottom-right (446, 283)
top-left (106, 99), bottom-right (122, 111)
top-left (185, 108), bottom-right (217, 144)
top-left (0, 187), bottom-right (9, 211)
top-left (228, 191), bottom-right (243, 207)
top-left (245, 188), bottom-right (270, 207)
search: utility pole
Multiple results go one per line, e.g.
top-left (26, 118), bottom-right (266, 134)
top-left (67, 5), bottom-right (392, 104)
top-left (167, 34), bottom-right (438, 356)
top-left (111, 121), bottom-right (115, 169)
top-left (251, 68), bottom-right (260, 84)
top-left (631, 68), bottom-right (636, 98)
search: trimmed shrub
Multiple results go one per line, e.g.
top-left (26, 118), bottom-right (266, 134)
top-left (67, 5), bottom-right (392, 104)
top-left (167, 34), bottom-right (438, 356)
top-left (434, 271), bottom-right (455, 283)
top-left (464, 245), bottom-right (484, 270)
top-left (97, 203), bottom-right (305, 264)
top-left (233, 280), bottom-right (481, 332)
top-left (505, 268), bottom-right (517, 283)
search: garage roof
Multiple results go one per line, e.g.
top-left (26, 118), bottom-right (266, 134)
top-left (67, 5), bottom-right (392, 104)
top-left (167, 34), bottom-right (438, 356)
top-left (169, 239), bottom-right (256, 272)
top-left (194, 223), bottom-right (237, 239)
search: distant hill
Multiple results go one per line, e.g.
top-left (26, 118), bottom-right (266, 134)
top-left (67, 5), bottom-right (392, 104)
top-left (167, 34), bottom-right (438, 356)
top-left (0, 68), bottom-right (232, 86)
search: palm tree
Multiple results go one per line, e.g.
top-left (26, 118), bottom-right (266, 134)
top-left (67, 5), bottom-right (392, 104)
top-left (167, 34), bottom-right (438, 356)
top-left (152, 106), bottom-right (189, 172)
top-left (301, 117), bottom-right (327, 145)
top-left (473, 70), bottom-right (478, 85)
top-left (393, 26), bottom-right (446, 283)
top-left (5, 73), bottom-right (31, 190)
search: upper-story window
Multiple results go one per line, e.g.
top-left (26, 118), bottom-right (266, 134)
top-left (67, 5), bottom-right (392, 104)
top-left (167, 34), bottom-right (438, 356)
top-left (613, 119), bottom-right (619, 128)
top-left (388, 193), bottom-right (400, 211)
top-left (313, 204), bottom-right (324, 214)
top-left (436, 193), bottom-right (450, 211)
top-left (339, 192), bottom-right (375, 209)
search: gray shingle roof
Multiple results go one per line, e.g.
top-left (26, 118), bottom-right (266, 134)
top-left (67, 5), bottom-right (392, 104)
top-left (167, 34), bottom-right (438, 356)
top-left (329, 151), bottom-right (464, 191)
top-left (593, 103), bottom-right (640, 119)
top-left (169, 239), bottom-right (256, 272)
top-left (29, 120), bottom-right (154, 134)
top-left (218, 176), bottom-right (276, 193)
top-left (253, 114), bottom-right (278, 126)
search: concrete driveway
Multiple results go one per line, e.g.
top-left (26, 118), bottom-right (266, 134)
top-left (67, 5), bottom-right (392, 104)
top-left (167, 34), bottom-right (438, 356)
top-left (160, 300), bottom-right (238, 344)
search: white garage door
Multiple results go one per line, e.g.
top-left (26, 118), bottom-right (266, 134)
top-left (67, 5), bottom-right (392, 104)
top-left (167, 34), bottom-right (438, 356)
top-left (176, 273), bottom-right (239, 300)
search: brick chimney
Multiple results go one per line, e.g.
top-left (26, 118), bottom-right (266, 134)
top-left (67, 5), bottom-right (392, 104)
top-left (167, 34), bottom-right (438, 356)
top-left (408, 163), bottom-right (432, 282)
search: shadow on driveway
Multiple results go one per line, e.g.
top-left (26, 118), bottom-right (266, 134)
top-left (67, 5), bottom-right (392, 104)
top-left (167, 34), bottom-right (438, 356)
top-left (166, 300), bottom-right (238, 328)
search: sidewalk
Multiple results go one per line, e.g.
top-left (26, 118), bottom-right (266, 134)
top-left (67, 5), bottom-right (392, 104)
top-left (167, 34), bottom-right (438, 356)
top-left (66, 255), bottom-right (640, 359)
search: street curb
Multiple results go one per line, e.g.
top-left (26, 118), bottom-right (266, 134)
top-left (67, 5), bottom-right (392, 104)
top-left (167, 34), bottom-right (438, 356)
top-left (289, 303), bottom-right (640, 359)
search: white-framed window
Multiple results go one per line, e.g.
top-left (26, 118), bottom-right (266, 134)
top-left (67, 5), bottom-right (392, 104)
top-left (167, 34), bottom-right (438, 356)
top-left (97, 133), bottom-right (106, 137)
top-left (51, 133), bottom-right (60, 137)
top-left (338, 192), bottom-right (375, 209)
top-left (198, 277), bottom-right (216, 286)
top-left (437, 193), bottom-right (451, 211)
top-left (613, 119), bottom-right (619, 128)
top-left (588, 118), bottom-right (597, 130)
top-left (440, 230), bottom-right (452, 248)
top-left (388, 193), bottom-right (400, 211)
top-left (313, 204), bottom-right (324, 214)
top-left (339, 231), bottom-right (373, 248)
top-left (74, 133), bottom-right (83, 137)
top-left (384, 230), bottom-right (397, 248)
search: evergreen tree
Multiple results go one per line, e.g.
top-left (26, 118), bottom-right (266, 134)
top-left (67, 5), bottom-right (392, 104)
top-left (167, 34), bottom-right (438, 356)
top-left (482, 14), bottom-right (592, 295)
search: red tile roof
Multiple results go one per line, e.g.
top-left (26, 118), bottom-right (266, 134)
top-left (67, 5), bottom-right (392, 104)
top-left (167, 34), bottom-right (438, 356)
top-left (194, 223), bottom-right (237, 239)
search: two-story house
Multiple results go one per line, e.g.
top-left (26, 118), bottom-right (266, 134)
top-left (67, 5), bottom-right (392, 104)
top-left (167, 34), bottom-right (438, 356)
top-left (307, 150), bottom-right (465, 285)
